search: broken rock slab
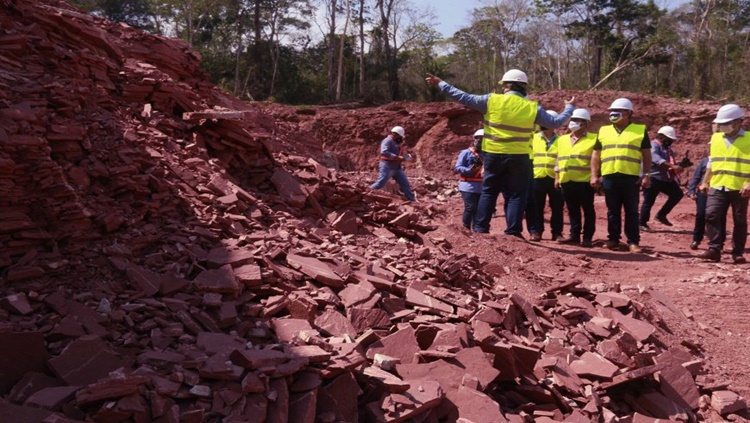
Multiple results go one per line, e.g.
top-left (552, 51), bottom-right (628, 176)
top-left (367, 380), bottom-right (443, 423)
top-left (47, 336), bottom-right (127, 386)
top-left (0, 332), bottom-right (48, 394)
top-left (366, 326), bottom-right (421, 365)
top-left (711, 390), bottom-right (747, 415)
top-left (286, 254), bottom-right (344, 288)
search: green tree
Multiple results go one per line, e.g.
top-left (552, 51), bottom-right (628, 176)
top-left (536, 0), bottom-right (666, 88)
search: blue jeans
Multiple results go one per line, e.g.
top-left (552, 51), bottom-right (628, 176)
top-left (693, 192), bottom-right (708, 243)
top-left (473, 153), bottom-right (531, 235)
top-left (460, 191), bottom-right (481, 229)
top-left (371, 162), bottom-right (415, 201)
top-left (603, 174), bottom-right (641, 245)
top-left (561, 181), bottom-right (596, 241)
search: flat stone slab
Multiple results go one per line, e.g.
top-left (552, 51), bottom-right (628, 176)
top-left (286, 254), bottom-right (344, 288)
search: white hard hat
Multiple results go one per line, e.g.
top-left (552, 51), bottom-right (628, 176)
top-left (571, 108), bottom-right (591, 121)
top-left (657, 125), bottom-right (677, 141)
top-left (546, 110), bottom-right (559, 117)
top-left (713, 104), bottom-right (745, 123)
top-left (391, 126), bottom-right (405, 138)
top-left (500, 69), bottom-right (528, 84)
top-left (608, 98), bottom-right (634, 111)
top-left (473, 129), bottom-right (484, 137)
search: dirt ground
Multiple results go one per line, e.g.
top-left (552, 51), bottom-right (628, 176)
top-left (422, 183), bottom-right (750, 398)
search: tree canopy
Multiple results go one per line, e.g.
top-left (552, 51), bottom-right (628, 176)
top-left (71, 0), bottom-right (750, 103)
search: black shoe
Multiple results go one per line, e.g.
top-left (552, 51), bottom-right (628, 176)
top-left (732, 255), bottom-right (747, 264)
top-left (656, 215), bottom-right (673, 226)
top-left (689, 241), bottom-right (700, 250)
top-left (551, 234), bottom-right (562, 241)
top-left (529, 232), bottom-right (542, 242)
top-left (639, 222), bottom-right (650, 231)
top-left (697, 249), bottom-right (721, 262)
top-left (606, 240), bottom-right (620, 250)
top-left (581, 239), bottom-right (593, 248)
top-left (557, 236), bottom-right (580, 245)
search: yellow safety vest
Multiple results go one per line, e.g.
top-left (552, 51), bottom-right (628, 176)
top-left (709, 131), bottom-right (750, 191)
top-left (557, 132), bottom-right (597, 183)
top-left (532, 132), bottom-right (558, 179)
top-left (598, 124), bottom-right (647, 176)
top-left (482, 94), bottom-right (538, 155)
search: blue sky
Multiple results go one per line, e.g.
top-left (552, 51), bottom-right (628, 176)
top-left (413, 0), bottom-right (689, 39)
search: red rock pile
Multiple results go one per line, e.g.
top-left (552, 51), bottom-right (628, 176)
top-left (0, 1), bottom-right (747, 422)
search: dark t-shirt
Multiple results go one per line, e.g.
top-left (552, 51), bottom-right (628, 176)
top-left (593, 124), bottom-right (651, 150)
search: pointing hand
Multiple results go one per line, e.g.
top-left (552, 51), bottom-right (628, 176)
top-left (425, 73), bottom-right (442, 87)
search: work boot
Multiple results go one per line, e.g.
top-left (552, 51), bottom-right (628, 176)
top-left (689, 241), bottom-right (700, 250)
top-left (697, 249), bottom-right (721, 262)
top-left (606, 240), bottom-right (620, 250)
top-left (529, 232), bottom-right (542, 242)
top-left (557, 236), bottom-right (580, 245)
top-left (655, 214), bottom-right (673, 226)
top-left (628, 244), bottom-right (642, 253)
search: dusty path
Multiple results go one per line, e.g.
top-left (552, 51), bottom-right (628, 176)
top-left (432, 190), bottom-right (750, 397)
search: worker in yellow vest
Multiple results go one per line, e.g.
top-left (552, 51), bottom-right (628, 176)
top-left (527, 113), bottom-right (564, 241)
top-left (697, 104), bottom-right (750, 264)
top-left (425, 70), bottom-right (574, 237)
top-left (555, 108), bottom-right (597, 247)
top-left (590, 98), bottom-right (652, 253)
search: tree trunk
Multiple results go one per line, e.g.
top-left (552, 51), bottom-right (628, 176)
top-left (590, 42), bottom-right (602, 88)
top-left (358, 0), bottom-right (365, 97)
top-left (233, 8), bottom-right (243, 97)
top-left (328, 0), bottom-right (337, 101)
top-left (253, 0), bottom-right (262, 97)
top-left (336, 0), bottom-right (351, 101)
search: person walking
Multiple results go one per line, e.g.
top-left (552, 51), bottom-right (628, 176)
top-left (370, 126), bottom-right (416, 201)
top-left (556, 108), bottom-right (597, 247)
top-left (639, 126), bottom-right (685, 230)
top-left (424, 70), bottom-right (574, 237)
top-left (590, 98), bottom-right (652, 253)
top-left (455, 129), bottom-right (484, 229)
top-left (528, 114), bottom-right (564, 241)
top-left (697, 104), bottom-right (750, 264)
top-left (688, 156), bottom-right (709, 250)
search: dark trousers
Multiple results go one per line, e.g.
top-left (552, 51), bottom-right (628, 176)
top-left (603, 174), bottom-right (641, 245)
top-left (693, 192), bottom-right (708, 243)
top-left (474, 153), bottom-right (531, 235)
top-left (460, 191), bottom-right (481, 229)
top-left (527, 176), bottom-right (564, 236)
top-left (705, 189), bottom-right (748, 256)
top-left (562, 181), bottom-right (596, 241)
top-left (640, 178), bottom-right (684, 223)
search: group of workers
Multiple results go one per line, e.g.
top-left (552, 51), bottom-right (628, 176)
top-left (369, 69), bottom-right (750, 264)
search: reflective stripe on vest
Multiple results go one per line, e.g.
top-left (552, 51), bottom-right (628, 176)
top-left (532, 132), bottom-right (558, 179)
top-left (598, 124), bottom-right (646, 176)
top-left (557, 132), bottom-right (597, 183)
top-left (482, 94), bottom-right (538, 155)
top-left (709, 131), bottom-right (750, 190)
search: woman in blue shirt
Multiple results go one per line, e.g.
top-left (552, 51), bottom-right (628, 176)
top-left (454, 130), bottom-right (484, 229)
